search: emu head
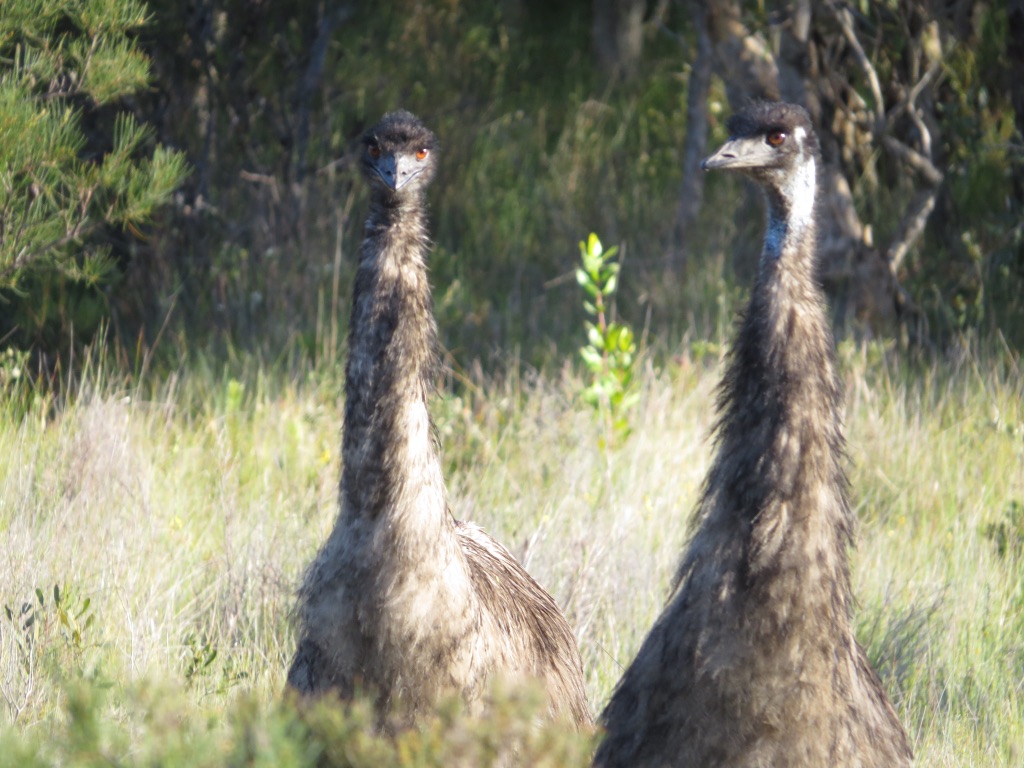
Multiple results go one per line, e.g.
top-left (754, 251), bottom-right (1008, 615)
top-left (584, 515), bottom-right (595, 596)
top-left (702, 102), bottom-right (819, 199)
top-left (703, 102), bottom-right (820, 241)
top-left (360, 110), bottom-right (439, 200)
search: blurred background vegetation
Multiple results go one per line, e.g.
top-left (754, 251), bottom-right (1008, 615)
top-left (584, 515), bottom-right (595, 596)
top-left (1, 0), bottom-right (1022, 379)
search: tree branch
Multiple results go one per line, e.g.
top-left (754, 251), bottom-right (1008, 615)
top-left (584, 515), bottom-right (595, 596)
top-left (881, 136), bottom-right (944, 185)
top-left (886, 188), bottom-right (937, 274)
top-left (0, 222), bottom-right (100, 288)
top-left (828, 1), bottom-right (885, 134)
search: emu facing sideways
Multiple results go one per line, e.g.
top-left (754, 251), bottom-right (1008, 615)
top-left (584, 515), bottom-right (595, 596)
top-left (286, 111), bottom-right (589, 728)
top-left (594, 102), bottom-right (913, 767)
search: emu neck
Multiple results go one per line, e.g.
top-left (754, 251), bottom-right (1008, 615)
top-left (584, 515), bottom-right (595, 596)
top-left (341, 191), bottom-right (445, 526)
top-left (762, 156), bottom-right (816, 265)
top-left (754, 159), bottom-right (826, 393)
top-left (713, 155), bottom-right (853, 611)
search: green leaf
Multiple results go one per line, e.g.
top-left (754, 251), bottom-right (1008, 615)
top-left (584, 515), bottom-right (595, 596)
top-left (576, 229), bottom-right (638, 445)
top-left (580, 346), bottom-right (603, 368)
top-left (621, 392), bottom-right (641, 410)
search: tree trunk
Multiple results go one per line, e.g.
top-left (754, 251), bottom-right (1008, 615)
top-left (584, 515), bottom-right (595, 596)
top-left (668, 0), bottom-right (713, 270)
top-left (592, 0), bottom-right (647, 81)
top-left (1008, 0), bottom-right (1024, 198)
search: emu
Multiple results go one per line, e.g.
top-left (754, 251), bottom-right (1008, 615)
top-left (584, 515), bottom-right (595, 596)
top-left (594, 102), bottom-right (912, 767)
top-left (286, 110), bottom-right (590, 728)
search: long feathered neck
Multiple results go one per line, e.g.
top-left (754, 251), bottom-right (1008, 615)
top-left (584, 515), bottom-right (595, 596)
top-left (341, 189), bottom-right (444, 522)
top-left (711, 152), bottom-right (854, 601)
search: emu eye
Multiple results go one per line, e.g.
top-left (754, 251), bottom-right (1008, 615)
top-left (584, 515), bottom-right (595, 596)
top-left (766, 131), bottom-right (786, 147)
top-left (415, 148), bottom-right (429, 161)
top-left (367, 144), bottom-right (381, 159)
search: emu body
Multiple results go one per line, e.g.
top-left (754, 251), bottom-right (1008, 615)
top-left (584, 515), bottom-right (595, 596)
top-left (594, 102), bottom-right (912, 767)
top-left (287, 111), bottom-right (589, 728)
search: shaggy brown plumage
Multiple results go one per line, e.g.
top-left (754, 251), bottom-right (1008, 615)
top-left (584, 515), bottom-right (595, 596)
top-left (287, 111), bottom-right (589, 728)
top-left (594, 102), bottom-right (912, 767)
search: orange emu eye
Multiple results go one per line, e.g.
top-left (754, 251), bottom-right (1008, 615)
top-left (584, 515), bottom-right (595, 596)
top-left (415, 148), bottom-right (429, 161)
top-left (367, 144), bottom-right (381, 159)
top-left (766, 131), bottom-right (786, 147)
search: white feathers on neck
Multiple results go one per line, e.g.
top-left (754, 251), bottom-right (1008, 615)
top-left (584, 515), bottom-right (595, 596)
top-left (763, 151), bottom-right (816, 261)
top-left (788, 132), bottom-right (817, 235)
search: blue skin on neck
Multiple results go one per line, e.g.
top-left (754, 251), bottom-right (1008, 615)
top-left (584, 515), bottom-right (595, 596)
top-left (763, 216), bottom-right (787, 262)
top-left (761, 154), bottom-right (816, 266)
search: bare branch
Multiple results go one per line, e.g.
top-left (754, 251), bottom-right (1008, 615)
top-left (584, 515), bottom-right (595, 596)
top-left (828, 1), bottom-right (885, 134)
top-left (881, 136), bottom-right (944, 185)
top-left (907, 61), bottom-right (942, 111)
top-left (885, 62), bottom-right (942, 159)
top-left (886, 189), bottom-right (937, 273)
top-left (239, 171), bottom-right (278, 186)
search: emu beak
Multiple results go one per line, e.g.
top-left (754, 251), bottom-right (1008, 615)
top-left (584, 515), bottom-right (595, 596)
top-left (370, 155), bottom-right (425, 191)
top-left (392, 155), bottom-right (425, 191)
top-left (702, 138), bottom-right (773, 171)
top-left (371, 155), bottom-right (399, 190)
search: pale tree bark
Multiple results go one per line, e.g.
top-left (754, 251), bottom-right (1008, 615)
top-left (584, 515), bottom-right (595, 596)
top-left (592, 0), bottom-right (648, 80)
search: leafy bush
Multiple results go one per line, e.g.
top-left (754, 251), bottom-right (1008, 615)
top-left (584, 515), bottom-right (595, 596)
top-left (576, 233), bottom-right (637, 441)
top-left (0, 0), bottom-right (187, 355)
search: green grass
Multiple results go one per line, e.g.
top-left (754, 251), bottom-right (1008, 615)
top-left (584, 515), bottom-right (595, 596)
top-left (1, 344), bottom-right (1022, 765)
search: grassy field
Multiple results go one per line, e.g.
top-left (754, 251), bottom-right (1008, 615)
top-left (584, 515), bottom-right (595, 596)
top-left (1, 341), bottom-right (1022, 765)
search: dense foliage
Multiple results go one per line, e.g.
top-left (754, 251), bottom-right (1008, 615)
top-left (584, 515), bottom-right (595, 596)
top-left (1, 1), bottom-right (1020, 373)
top-left (0, 0), bottom-right (187, 357)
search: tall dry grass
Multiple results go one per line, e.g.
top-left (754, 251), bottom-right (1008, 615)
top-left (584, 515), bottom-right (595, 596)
top-left (0, 344), bottom-right (1021, 764)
